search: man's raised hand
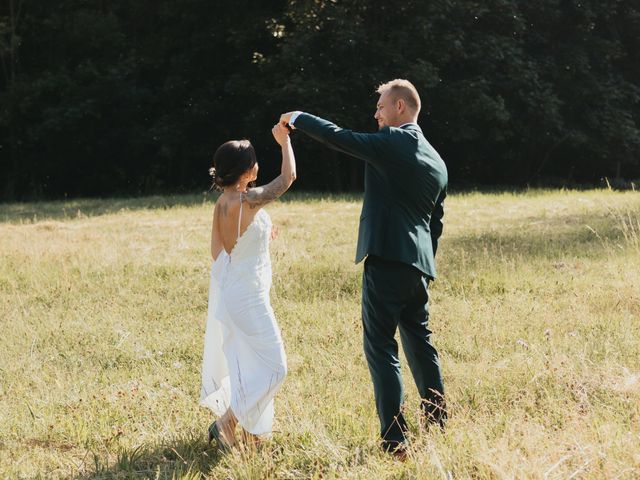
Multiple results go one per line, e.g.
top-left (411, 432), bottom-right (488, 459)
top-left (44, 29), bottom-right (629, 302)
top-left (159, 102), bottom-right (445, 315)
top-left (279, 112), bottom-right (296, 130)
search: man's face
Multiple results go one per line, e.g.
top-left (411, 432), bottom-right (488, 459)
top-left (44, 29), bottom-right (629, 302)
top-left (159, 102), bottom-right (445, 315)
top-left (374, 91), bottom-right (399, 129)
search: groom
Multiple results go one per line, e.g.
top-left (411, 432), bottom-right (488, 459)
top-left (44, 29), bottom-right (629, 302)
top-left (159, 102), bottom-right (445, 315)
top-left (280, 79), bottom-right (448, 457)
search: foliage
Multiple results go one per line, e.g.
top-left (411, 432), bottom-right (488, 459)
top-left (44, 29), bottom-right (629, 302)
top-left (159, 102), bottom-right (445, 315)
top-left (1, 1), bottom-right (639, 199)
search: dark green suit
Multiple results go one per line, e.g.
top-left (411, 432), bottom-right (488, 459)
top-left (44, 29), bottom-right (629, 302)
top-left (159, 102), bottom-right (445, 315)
top-left (292, 112), bottom-right (448, 449)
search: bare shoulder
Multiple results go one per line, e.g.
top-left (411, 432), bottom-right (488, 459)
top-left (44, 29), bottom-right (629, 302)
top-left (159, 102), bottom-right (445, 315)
top-left (243, 174), bottom-right (292, 209)
top-left (215, 193), bottom-right (236, 218)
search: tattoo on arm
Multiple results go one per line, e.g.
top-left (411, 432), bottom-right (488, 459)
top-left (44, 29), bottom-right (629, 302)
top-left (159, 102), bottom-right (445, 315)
top-left (244, 175), bottom-right (291, 209)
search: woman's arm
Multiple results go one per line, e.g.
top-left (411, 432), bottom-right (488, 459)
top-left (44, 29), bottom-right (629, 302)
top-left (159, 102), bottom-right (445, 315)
top-left (210, 201), bottom-right (224, 260)
top-left (244, 124), bottom-right (296, 209)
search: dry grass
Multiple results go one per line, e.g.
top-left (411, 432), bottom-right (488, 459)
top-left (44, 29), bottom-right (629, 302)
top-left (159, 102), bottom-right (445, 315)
top-left (1, 189), bottom-right (639, 479)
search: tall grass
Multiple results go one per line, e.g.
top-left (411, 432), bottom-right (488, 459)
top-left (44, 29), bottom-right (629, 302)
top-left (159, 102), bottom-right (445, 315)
top-left (609, 206), bottom-right (640, 253)
top-left (1, 189), bottom-right (639, 479)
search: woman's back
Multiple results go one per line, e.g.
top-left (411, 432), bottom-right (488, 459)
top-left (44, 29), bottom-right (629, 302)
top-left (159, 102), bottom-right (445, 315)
top-left (215, 192), bottom-right (262, 256)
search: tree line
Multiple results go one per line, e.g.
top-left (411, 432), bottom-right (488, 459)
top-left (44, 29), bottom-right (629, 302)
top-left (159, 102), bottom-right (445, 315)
top-left (1, 0), bottom-right (639, 199)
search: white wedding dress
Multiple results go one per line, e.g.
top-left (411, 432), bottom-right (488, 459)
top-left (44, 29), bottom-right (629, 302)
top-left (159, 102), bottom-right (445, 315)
top-left (200, 202), bottom-right (287, 436)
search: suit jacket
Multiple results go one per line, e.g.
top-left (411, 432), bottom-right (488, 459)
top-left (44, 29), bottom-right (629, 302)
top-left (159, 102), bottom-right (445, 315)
top-left (294, 113), bottom-right (448, 280)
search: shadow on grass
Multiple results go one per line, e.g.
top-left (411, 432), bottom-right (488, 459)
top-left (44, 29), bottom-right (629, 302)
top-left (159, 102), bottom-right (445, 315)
top-left (70, 434), bottom-right (224, 480)
top-left (5, 187), bottom-right (630, 224)
top-left (0, 194), bottom-right (212, 223)
top-left (0, 191), bottom-right (365, 223)
top-left (443, 208), bottom-right (633, 261)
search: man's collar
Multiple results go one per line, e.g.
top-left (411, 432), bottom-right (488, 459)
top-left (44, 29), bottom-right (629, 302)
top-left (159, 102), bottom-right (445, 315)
top-left (398, 122), bottom-right (422, 132)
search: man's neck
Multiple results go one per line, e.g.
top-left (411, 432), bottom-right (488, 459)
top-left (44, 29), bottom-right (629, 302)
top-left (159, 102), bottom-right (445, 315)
top-left (393, 117), bottom-right (418, 127)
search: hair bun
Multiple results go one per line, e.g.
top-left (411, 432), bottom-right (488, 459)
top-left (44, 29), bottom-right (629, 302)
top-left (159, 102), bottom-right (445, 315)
top-left (210, 139), bottom-right (256, 192)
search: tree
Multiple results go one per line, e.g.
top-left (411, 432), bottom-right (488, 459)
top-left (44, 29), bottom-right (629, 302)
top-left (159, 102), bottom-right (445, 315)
top-left (0, 0), bottom-right (24, 197)
top-left (1, 0), bottom-right (639, 199)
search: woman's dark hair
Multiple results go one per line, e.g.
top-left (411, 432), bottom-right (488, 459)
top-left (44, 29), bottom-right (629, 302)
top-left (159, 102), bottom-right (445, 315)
top-left (209, 139), bottom-right (257, 191)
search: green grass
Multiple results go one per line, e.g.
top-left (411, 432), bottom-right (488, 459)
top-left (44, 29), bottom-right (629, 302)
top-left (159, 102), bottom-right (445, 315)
top-left (1, 189), bottom-right (639, 479)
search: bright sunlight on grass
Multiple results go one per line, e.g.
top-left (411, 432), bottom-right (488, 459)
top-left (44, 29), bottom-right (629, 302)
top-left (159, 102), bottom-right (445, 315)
top-left (1, 189), bottom-right (639, 479)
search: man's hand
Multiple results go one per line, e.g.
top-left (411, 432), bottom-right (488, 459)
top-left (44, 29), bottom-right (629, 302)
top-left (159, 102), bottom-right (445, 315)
top-left (279, 111), bottom-right (297, 129)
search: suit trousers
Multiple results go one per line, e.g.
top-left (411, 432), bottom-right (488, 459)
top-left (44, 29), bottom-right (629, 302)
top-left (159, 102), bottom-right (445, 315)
top-left (362, 255), bottom-right (446, 449)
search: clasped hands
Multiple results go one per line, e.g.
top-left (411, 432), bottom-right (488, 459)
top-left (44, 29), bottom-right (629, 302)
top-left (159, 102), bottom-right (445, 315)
top-left (271, 112), bottom-right (297, 146)
top-left (279, 112), bottom-right (296, 130)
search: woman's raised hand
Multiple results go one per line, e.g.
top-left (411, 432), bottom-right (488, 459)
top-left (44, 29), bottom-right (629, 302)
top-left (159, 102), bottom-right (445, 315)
top-left (271, 123), bottom-right (290, 147)
top-left (242, 122), bottom-right (296, 209)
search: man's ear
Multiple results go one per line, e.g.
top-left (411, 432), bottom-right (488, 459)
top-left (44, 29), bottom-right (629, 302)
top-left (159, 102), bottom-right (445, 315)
top-left (396, 98), bottom-right (406, 113)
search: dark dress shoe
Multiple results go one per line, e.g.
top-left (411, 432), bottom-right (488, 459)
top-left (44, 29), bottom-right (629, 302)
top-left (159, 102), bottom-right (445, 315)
top-left (382, 440), bottom-right (408, 462)
top-left (390, 445), bottom-right (408, 462)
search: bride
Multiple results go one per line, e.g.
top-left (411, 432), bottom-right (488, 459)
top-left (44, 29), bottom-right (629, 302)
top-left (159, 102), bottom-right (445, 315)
top-left (200, 123), bottom-right (296, 450)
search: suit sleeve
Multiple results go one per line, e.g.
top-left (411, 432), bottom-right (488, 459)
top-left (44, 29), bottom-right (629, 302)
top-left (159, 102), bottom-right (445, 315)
top-left (430, 188), bottom-right (446, 257)
top-left (293, 112), bottom-right (391, 167)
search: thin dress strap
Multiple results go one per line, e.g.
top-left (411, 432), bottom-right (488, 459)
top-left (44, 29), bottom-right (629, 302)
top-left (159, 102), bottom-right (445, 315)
top-left (237, 193), bottom-right (243, 240)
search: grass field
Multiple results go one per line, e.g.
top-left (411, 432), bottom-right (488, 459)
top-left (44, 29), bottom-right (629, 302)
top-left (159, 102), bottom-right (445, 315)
top-left (1, 189), bottom-right (639, 479)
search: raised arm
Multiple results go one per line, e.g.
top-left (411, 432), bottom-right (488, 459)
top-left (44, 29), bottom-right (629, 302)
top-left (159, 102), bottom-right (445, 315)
top-left (244, 124), bottom-right (297, 209)
top-left (280, 111), bottom-right (391, 167)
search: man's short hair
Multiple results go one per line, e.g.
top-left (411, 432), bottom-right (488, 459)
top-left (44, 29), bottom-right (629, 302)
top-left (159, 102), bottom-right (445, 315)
top-left (376, 79), bottom-right (421, 112)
